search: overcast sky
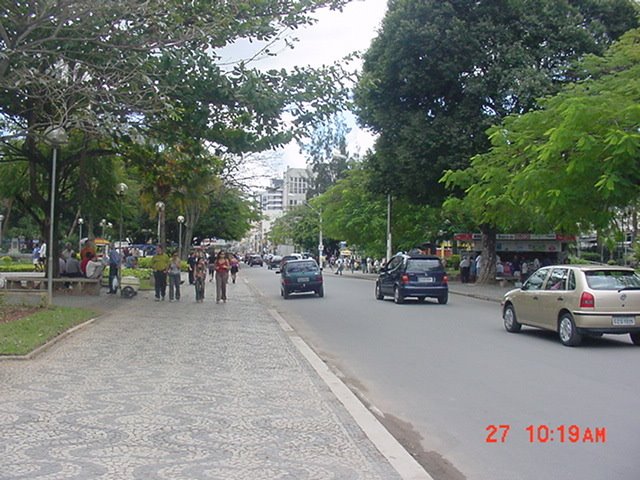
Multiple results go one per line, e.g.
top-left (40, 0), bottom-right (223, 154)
top-left (219, 0), bottom-right (388, 179)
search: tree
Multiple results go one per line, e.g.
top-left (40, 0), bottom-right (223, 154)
top-left (354, 0), bottom-right (638, 204)
top-left (443, 28), bottom-right (640, 281)
top-left (298, 114), bottom-right (352, 196)
top-left (0, 0), bottom-right (355, 270)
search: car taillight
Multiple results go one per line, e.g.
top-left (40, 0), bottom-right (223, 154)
top-left (401, 274), bottom-right (410, 284)
top-left (443, 275), bottom-right (448, 285)
top-left (580, 292), bottom-right (595, 308)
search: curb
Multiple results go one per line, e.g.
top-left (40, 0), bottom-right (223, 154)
top-left (248, 279), bottom-right (434, 480)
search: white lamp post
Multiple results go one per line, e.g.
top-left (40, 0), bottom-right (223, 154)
top-left (100, 218), bottom-right (107, 238)
top-left (177, 215), bottom-right (185, 259)
top-left (155, 201), bottom-right (165, 247)
top-left (116, 183), bottom-right (128, 291)
top-left (304, 202), bottom-right (323, 266)
top-left (78, 218), bottom-right (84, 253)
top-left (0, 214), bottom-right (4, 253)
top-left (45, 126), bottom-right (68, 306)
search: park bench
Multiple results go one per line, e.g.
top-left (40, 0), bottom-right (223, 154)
top-left (2, 276), bottom-right (102, 295)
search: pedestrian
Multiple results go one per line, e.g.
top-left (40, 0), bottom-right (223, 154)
top-left (107, 243), bottom-right (121, 294)
top-left (187, 251), bottom-right (197, 285)
top-left (194, 256), bottom-right (207, 302)
top-left (151, 245), bottom-right (170, 301)
top-left (38, 240), bottom-right (47, 271)
top-left (459, 255), bottom-right (470, 283)
top-left (520, 260), bottom-right (529, 283)
top-left (230, 254), bottom-right (239, 284)
top-left (214, 251), bottom-right (231, 303)
top-left (168, 252), bottom-right (182, 302)
top-left (208, 252), bottom-right (215, 282)
top-left (32, 245), bottom-right (41, 271)
top-left (335, 257), bottom-right (344, 275)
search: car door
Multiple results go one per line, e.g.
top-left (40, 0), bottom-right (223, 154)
top-left (380, 256), bottom-right (403, 295)
top-left (516, 267), bottom-right (550, 326)
top-left (538, 267), bottom-right (571, 330)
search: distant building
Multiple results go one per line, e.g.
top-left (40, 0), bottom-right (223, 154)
top-left (283, 167), bottom-right (312, 210)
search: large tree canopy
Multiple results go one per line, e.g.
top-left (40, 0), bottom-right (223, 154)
top-left (354, 0), bottom-right (638, 204)
top-left (444, 28), bottom-right (640, 235)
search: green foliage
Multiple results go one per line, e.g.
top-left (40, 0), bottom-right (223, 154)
top-left (0, 263), bottom-right (37, 272)
top-left (444, 28), bottom-right (640, 235)
top-left (355, 0), bottom-right (638, 205)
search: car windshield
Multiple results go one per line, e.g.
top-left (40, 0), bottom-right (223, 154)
top-left (406, 259), bottom-right (442, 273)
top-left (285, 261), bottom-right (318, 274)
top-left (584, 270), bottom-right (640, 290)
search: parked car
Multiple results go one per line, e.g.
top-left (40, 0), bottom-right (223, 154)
top-left (278, 258), bottom-right (324, 299)
top-left (279, 253), bottom-right (302, 269)
top-left (268, 255), bottom-right (283, 270)
top-left (248, 254), bottom-right (263, 267)
top-left (375, 253), bottom-right (448, 304)
top-left (502, 265), bottom-right (640, 346)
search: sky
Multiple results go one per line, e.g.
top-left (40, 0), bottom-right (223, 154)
top-left (218, 0), bottom-right (388, 181)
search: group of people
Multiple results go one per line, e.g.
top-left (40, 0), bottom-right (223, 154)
top-left (151, 247), bottom-right (240, 303)
top-left (459, 254), bottom-right (543, 283)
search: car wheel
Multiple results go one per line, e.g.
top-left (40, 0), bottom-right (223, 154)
top-left (558, 313), bottom-right (582, 346)
top-left (393, 286), bottom-right (404, 304)
top-left (375, 282), bottom-right (384, 300)
top-left (317, 286), bottom-right (324, 298)
top-left (437, 293), bottom-right (448, 305)
top-left (283, 288), bottom-right (290, 299)
top-left (503, 304), bottom-right (522, 333)
top-left (630, 333), bottom-right (640, 345)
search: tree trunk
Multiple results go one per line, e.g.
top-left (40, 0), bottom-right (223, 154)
top-left (476, 225), bottom-right (498, 284)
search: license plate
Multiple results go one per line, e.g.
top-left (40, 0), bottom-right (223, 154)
top-left (418, 277), bottom-right (434, 283)
top-left (612, 315), bottom-right (635, 326)
top-left (298, 277), bottom-right (309, 283)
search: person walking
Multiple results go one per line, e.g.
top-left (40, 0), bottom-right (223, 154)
top-left (107, 243), bottom-right (121, 294)
top-left (214, 251), bottom-right (231, 303)
top-left (168, 252), bottom-right (182, 302)
top-left (459, 255), bottom-right (470, 283)
top-left (151, 245), bottom-right (170, 301)
top-left (187, 251), bottom-right (197, 285)
top-left (194, 256), bottom-right (207, 302)
top-left (230, 254), bottom-right (239, 284)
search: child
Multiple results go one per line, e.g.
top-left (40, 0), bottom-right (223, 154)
top-left (194, 257), bottom-right (207, 302)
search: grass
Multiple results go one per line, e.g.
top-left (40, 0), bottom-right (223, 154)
top-left (0, 306), bottom-right (97, 356)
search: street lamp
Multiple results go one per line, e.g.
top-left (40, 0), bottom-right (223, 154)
top-left (116, 183), bottom-right (128, 291)
top-left (177, 215), bottom-right (185, 259)
top-left (100, 218), bottom-right (107, 238)
top-left (0, 214), bottom-right (4, 253)
top-left (78, 218), bottom-right (84, 253)
top-left (304, 202), bottom-right (323, 267)
top-left (155, 201), bottom-right (165, 248)
top-left (45, 126), bottom-right (68, 306)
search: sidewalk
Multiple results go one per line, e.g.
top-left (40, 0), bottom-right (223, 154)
top-left (0, 277), bottom-right (426, 480)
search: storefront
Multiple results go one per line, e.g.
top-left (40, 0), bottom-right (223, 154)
top-left (454, 233), bottom-right (576, 262)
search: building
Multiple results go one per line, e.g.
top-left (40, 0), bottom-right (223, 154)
top-left (283, 167), bottom-right (312, 210)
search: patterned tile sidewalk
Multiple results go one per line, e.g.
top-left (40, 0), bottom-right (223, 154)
top-left (0, 278), bottom-right (403, 480)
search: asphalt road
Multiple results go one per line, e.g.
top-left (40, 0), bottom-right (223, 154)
top-left (245, 265), bottom-right (640, 480)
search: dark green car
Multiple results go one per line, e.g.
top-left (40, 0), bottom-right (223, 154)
top-left (278, 259), bottom-right (324, 299)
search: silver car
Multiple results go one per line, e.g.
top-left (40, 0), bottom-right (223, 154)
top-left (502, 265), bottom-right (640, 346)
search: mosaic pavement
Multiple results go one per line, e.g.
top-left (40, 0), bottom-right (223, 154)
top-left (0, 278), bottom-right (401, 480)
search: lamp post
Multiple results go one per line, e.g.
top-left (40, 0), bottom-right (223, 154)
top-left (116, 183), bottom-right (128, 291)
top-left (78, 218), bottom-right (84, 254)
top-left (177, 215), bottom-right (185, 259)
top-left (386, 194), bottom-right (392, 262)
top-left (304, 202), bottom-right (323, 266)
top-left (0, 214), bottom-right (4, 254)
top-left (45, 126), bottom-right (68, 306)
top-left (155, 201), bottom-right (165, 248)
top-left (100, 218), bottom-right (107, 238)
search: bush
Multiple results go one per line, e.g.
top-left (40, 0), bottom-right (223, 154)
top-left (578, 252), bottom-right (601, 263)
top-left (1, 256), bottom-right (12, 263)
top-left (448, 254), bottom-right (461, 270)
top-left (0, 263), bottom-right (36, 272)
top-left (137, 257), bottom-right (152, 269)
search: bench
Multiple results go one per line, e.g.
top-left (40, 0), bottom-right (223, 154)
top-left (496, 275), bottom-right (522, 287)
top-left (2, 276), bottom-right (102, 295)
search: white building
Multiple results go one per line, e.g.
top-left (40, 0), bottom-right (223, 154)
top-left (283, 167), bottom-right (312, 210)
